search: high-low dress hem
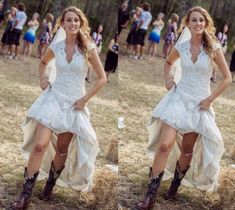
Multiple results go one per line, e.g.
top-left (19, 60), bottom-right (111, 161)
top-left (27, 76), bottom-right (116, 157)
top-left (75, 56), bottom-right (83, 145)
top-left (21, 40), bottom-right (99, 192)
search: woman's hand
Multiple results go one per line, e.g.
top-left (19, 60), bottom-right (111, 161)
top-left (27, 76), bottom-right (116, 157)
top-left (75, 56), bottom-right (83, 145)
top-left (73, 97), bottom-right (87, 111)
top-left (40, 77), bottom-right (51, 90)
top-left (199, 97), bottom-right (213, 110)
top-left (165, 78), bottom-right (175, 90)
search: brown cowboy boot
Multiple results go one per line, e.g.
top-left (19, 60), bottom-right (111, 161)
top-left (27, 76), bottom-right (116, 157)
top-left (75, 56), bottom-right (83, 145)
top-left (135, 167), bottom-right (164, 210)
top-left (41, 162), bottom-right (64, 199)
top-left (10, 168), bottom-right (39, 210)
top-left (166, 161), bottom-right (190, 199)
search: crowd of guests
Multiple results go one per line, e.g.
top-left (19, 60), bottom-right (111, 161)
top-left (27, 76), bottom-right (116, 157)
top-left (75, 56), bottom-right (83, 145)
top-left (0, 2), bottom-right (54, 60)
top-left (119, 1), bottom-right (235, 82)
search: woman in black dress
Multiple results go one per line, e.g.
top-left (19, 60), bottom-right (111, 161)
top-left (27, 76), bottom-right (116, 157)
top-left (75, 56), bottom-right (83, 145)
top-left (230, 45), bottom-right (235, 82)
top-left (105, 33), bottom-right (118, 81)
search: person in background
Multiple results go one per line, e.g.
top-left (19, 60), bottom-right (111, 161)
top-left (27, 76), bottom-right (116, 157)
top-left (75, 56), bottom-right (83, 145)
top-left (92, 24), bottom-right (103, 53)
top-left (230, 44), bottom-right (235, 82)
top-left (0, 2), bottom-right (5, 28)
top-left (1, 7), bottom-right (17, 55)
top-left (132, 2), bottom-right (152, 60)
top-left (86, 24), bottom-right (103, 82)
top-left (8, 2), bottom-right (27, 59)
top-left (104, 33), bottom-right (118, 81)
top-left (162, 13), bottom-right (179, 58)
top-left (147, 12), bottom-right (165, 59)
top-left (37, 13), bottom-right (54, 59)
top-left (118, 1), bottom-right (129, 35)
top-left (211, 24), bottom-right (229, 82)
top-left (125, 6), bottom-right (142, 55)
top-left (22, 12), bottom-right (40, 58)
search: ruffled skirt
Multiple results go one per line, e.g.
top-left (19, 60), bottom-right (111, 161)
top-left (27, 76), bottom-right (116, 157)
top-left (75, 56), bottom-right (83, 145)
top-left (21, 87), bottom-right (99, 191)
top-left (147, 86), bottom-right (224, 192)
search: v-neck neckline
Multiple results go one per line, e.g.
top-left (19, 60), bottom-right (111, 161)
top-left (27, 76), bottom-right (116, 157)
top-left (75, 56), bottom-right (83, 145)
top-left (188, 41), bottom-right (203, 65)
top-left (63, 41), bottom-right (77, 64)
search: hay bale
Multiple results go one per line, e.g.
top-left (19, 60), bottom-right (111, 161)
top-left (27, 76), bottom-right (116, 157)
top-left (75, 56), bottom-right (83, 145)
top-left (214, 168), bottom-right (235, 209)
top-left (92, 168), bottom-right (118, 210)
top-left (105, 137), bottom-right (118, 164)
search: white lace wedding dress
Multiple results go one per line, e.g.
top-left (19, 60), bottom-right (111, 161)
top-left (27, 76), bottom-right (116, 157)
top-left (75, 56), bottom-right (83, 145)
top-left (147, 40), bottom-right (224, 192)
top-left (22, 40), bottom-right (99, 191)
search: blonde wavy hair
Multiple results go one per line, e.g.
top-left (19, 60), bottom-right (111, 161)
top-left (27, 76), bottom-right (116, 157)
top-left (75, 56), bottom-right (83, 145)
top-left (179, 6), bottom-right (217, 60)
top-left (54, 6), bottom-right (91, 62)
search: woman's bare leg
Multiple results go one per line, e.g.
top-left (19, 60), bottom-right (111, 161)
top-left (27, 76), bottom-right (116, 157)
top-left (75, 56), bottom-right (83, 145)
top-left (53, 132), bottom-right (73, 170)
top-left (27, 123), bottom-right (52, 176)
top-left (151, 122), bottom-right (177, 176)
top-left (178, 132), bottom-right (198, 170)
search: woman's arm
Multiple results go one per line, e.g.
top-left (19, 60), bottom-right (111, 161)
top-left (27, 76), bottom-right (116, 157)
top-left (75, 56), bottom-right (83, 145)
top-left (85, 49), bottom-right (107, 100)
top-left (199, 48), bottom-right (232, 110)
top-left (73, 47), bottom-right (107, 110)
top-left (208, 49), bottom-right (232, 100)
top-left (164, 48), bottom-right (180, 90)
top-left (108, 39), bottom-right (115, 52)
top-left (39, 49), bottom-right (54, 90)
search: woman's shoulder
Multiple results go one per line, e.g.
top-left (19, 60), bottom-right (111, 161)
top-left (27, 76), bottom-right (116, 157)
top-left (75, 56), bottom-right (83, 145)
top-left (175, 40), bottom-right (189, 52)
top-left (50, 40), bottom-right (65, 51)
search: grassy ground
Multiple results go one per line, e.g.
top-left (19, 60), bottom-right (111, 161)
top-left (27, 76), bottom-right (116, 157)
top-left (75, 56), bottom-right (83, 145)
top-left (0, 29), bottom-right (118, 210)
top-left (118, 29), bottom-right (235, 210)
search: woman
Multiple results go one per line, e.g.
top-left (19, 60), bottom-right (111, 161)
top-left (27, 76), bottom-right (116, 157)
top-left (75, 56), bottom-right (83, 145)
top-left (135, 6), bottom-right (231, 210)
top-left (104, 33), bottom-right (118, 81)
top-left (211, 23), bottom-right (229, 82)
top-left (37, 13), bottom-right (54, 59)
top-left (22, 12), bottom-right (40, 58)
top-left (162, 13), bottom-right (179, 58)
top-left (230, 44), bottom-right (235, 82)
top-left (1, 6), bottom-right (17, 55)
top-left (147, 12), bottom-right (165, 59)
top-left (125, 7), bottom-right (142, 55)
top-left (10, 6), bottom-right (106, 210)
top-left (86, 24), bottom-right (103, 82)
top-left (92, 24), bottom-right (103, 53)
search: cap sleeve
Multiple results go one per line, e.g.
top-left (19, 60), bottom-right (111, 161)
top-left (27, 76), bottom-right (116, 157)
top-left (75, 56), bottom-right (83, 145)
top-left (212, 42), bottom-right (221, 51)
top-left (49, 42), bottom-right (56, 53)
top-left (88, 42), bottom-right (96, 52)
top-left (174, 41), bottom-right (182, 53)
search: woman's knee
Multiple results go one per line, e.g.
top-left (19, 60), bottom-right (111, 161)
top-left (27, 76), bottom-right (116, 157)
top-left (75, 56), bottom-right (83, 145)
top-left (159, 141), bottom-right (173, 153)
top-left (34, 141), bottom-right (48, 153)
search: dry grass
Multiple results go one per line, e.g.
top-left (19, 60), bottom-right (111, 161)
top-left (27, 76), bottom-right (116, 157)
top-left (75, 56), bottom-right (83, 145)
top-left (92, 169), bottom-right (118, 210)
top-left (118, 28), bottom-right (235, 210)
top-left (214, 168), bottom-right (235, 210)
top-left (0, 29), bottom-right (118, 210)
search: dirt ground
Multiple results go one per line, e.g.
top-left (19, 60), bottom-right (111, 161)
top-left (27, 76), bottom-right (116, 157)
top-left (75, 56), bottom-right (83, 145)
top-left (0, 29), bottom-right (118, 210)
top-left (118, 29), bottom-right (235, 210)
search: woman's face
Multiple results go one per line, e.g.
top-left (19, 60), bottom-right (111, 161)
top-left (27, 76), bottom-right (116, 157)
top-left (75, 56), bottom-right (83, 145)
top-left (62, 11), bottom-right (81, 35)
top-left (98, 25), bottom-right (103, 33)
top-left (33, 13), bottom-right (38, 20)
top-left (188, 11), bottom-right (206, 35)
top-left (158, 13), bottom-right (163, 20)
top-left (223, 25), bottom-right (228, 33)
top-left (136, 7), bottom-right (141, 16)
top-left (11, 7), bottom-right (17, 16)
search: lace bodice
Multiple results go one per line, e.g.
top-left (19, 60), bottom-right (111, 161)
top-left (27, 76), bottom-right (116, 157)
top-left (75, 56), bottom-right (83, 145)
top-left (175, 40), bottom-right (220, 104)
top-left (49, 40), bottom-right (95, 106)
